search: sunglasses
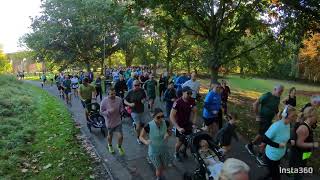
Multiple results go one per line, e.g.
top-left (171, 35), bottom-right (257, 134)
top-left (156, 115), bottom-right (164, 119)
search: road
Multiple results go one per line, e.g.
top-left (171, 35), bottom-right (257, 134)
top-left (26, 81), bottom-right (318, 180)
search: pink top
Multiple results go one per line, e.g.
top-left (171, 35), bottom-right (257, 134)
top-left (100, 96), bottom-right (123, 128)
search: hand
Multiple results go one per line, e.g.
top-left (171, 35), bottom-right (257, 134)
top-left (177, 127), bottom-right (185, 133)
top-left (255, 116), bottom-right (261, 122)
top-left (164, 133), bottom-right (170, 142)
top-left (146, 140), bottom-right (152, 145)
top-left (290, 140), bottom-right (296, 146)
top-left (313, 142), bottom-right (319, 148)
top-left (129, 103), bottom-right (135, 107)
top-left (279, 143), bottom-right (286, 148)
top-left (171, 98), bottom-right (176, 102)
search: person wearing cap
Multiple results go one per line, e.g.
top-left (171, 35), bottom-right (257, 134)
top-left (144, 74), bottom-right (157, 112)
top-left (245, 85), bottom-right (284, 166)
top-left (182, 72), bottom-right (200, 100)
top-left (202, 81), bottom-right (223, 137)
top-left (175, 73), bottom-right (190, 98)
top-left (140, 108), bottom-right (172, 180)
top-left (170, 86), bottom-right (197, 161)
top-left (300, 95), bottom-right (320, 112)
top-left (124, 80), bottom-right (147, 144)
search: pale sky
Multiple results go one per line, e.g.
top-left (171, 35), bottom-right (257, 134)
top-left (0, 0), bottom-right (42, 53)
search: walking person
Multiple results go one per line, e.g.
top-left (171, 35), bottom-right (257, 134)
top-left (144, 74), bottom-right (157, 112)
top-left (282, 87), bottom-right (296, 107)
top-left (182, 72), bottom-right (200, 100)
top-left (100, 87), bottom-right (125, 155)
top-left (245, 85), bottom-right (284, 165)
top-left (41, 73), bottom-right (47, 88)
top-left (221, 80), bottom-right (231, 113)
top-left (71, 75), bottom-right (79, 98)
top-left (289, 106), bottom-right (319, 180)
top-left (300, 95), bottom-right (320, 112)
top-left (124, 80), bottom-right (147, 144)
top-left (163, 82), bottom-right (177, 118)
top-left (259, 105), bottom-right (297, 180)
top-left (114, 75), bottom-right (127, 98)
top-left (170, 86), bottom-right (197, 161)
top-left (62, 75), bottom-right (72, 105)
top-left (159, 73), bottom-right (168, 101)
top-left (79, 77), bottom-right (96, 121)
top-left (95, 77), bottom-right (103, 101)
top-left (140, 108), bottom-right (171, 180)
top-left (202, 81), bottom-right (223, 137)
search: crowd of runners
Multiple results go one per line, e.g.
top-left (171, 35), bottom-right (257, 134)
top-left (38, 66), bottom-right (320, 180)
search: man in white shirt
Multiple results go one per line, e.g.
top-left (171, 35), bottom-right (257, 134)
top-left (182, 72), bottom-right (200, 99)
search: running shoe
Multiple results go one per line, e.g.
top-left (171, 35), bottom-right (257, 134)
top-left (108, 145), bottom-right (115, 154)
top-left (136, 138), bottom-right (142, 145)
top-left (245, 144), bottom-right (255, 156)
top-left (256, 155), bottom-right (267, 166)
top-left (117, 145), bottom-right (125, 156)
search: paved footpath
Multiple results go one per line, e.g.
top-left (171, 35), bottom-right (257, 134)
top-left (27, 81), bottom-right (318, 180)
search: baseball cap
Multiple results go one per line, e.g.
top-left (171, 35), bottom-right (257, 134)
top-left (182, 86), bottom-right (192, 93)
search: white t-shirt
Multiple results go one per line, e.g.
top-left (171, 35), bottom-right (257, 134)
top-left (71, 77), bottom-right (79, 88)
top-left (182, 80), bottom-right (200, 98)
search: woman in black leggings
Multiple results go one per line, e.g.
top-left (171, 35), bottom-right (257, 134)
top-left (95, 77), bottom-right (102, 101)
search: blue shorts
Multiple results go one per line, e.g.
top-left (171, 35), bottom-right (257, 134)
top-left (131, 112), bottom-right (145, 124)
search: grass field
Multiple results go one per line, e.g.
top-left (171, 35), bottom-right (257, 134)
top-left (0, 75), bottom-right (98, 179)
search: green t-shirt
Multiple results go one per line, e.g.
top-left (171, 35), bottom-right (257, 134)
top-left (259, 92), bottom-right (280, 121)
top-left (63, 79), bottom-right (72, 91)
top-left (79, 84), bottom-right (95, 100)
top-left (145, 79), bottom-right (157, 98)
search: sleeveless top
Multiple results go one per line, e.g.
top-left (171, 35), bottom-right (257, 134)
top-left (148, 120), bottom-right (168, 156)
top-left (292, 122), bottom-right (314, 155)
top-left (285, 96), bottom-right (296, 107)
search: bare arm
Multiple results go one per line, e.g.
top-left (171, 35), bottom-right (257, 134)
top-left (170, 109), bottom-right (180, 129)
top-left (296, 125), bottom-right (315, 149)
top-left (252, 99), bottom-right (260, 116)
top-left (191, 106), bottom-right (198, 125)
top-left (139, 128), bottom-right (150, 145)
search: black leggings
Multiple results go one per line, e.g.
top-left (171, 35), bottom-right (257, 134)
top-left (96, 86), bottom-right (102, 100)
top-left (261, 155), bottom-right (280, 180)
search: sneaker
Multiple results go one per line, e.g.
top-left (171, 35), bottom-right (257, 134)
top-left (137, 139), bottom-right (142, 145)
top-left (174, 152), bottom-right (182, 162)
top-left (245, 144), bottom-right (255, 155)
top-left (108, 145), bottom-right (115, 154)
top-left (256, 155), bottom-right (267, 166)
top-left (117, 145), bottom-right (125, 156)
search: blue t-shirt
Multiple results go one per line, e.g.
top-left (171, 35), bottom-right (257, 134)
top-left (126, 78), bottom-right (134, 90)
top-left (265, 120), bottom-right (290, 161)
top-left (202, 90), bottom-right (221, 118)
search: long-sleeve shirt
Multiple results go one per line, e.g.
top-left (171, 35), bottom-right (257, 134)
top-left (203, 90), bottom-right (221, 118)
top-left (100, 96), bottom-right (123, 128)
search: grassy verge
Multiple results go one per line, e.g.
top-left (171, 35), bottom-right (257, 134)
top-left (0, 75), bottom-right (97, 179)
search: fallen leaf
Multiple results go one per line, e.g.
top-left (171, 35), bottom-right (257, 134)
top-left (43, 164), bottom-right (52, 170)
top-left (21, 168), bottom-right (28, 173)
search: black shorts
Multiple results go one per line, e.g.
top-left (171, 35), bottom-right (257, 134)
top-left (175, 129), bottom-right (192, 142)
top-left (258, 120), bottom-right (272, 135)
top-left (203, 117), bottom-right (218, 126)
top-left (58, 85), bottom-right (64, 91)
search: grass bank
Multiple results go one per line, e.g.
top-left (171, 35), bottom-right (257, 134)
top-left (0, 75), bottom-right (99, 179)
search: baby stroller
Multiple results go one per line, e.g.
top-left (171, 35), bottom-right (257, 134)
top-left (86, 103), bottom-right (106, 137)
top-left (183, 131), bottom-right (224, 180)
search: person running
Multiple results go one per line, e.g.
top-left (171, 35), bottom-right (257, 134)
top-left (259, 105), bottom-right (297, 180)
top-left (144, 74), bottom-right (157, 112)
top-left (282, 87), bottom-right (296, 107)
top-left (41, 73), bottom-right (47, 88)
top-left (56, 73), bottom-right (65, 98)
top-left (221, 80), bottom-right (231, 113)
top-left (88, 70), bottom-right (94, 83)
top-left (114, 75), bottom-right (127, 98)
top-left (79, 77), bottom-right (97, 121)
top-left (112, 70), bottom-right (120, 83)
top-left (71, 75), bottom-right (79, 98)
top-left (175, 73), bottom-right (189, 98)
top-left (139, 72), bottom-right (149, 88)
top-left (62, 75), bottom-right (72, 105)
top-left (300, 95), bottom-right (320, 112)
top-left (203, 81), bottom-right (223, 137)
top-left (245, 85), bottom-right (284, 165)
top-left (95, 77), bottom-right (103, 101)
top-left (163, 81), bottom-right (177, 118)
top-left (170, 86), bottom-right (197, 161)
top-left (289, 106), bottom-right (319, 180)
top-left (159, 73), bottom-right (168, 101)
top-left (100, 87), bottom-right (125, 155)
top-left (126, 72), bottom-right (137, 91)
top-left (124, 80), bottom-right (147, 144)
top-left (140, 108), bottom-right (171, 180)
top-left (182, 72), bottom-right (200, 100)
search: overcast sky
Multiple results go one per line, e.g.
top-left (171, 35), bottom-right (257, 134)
top-left (0, 0), bottom-right (42, 53)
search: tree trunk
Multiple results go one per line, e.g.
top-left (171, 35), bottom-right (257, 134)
top-left (100, 59), bottom-right (104, 75)
top-left (85, 61), bottom-right (91, 72)
top-left (125, 49), bottom-right (133, 67)
top-left (210, 65), bottom-right (219, 81)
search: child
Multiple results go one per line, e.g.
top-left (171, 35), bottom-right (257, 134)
top-left (215, 113), bottom-right (239, 154)
top-left (198, 139), bottom-right (223, 179)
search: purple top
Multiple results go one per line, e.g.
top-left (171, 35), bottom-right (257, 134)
top-left (100, 96), bottom-right (123, 128)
